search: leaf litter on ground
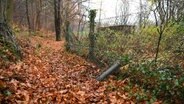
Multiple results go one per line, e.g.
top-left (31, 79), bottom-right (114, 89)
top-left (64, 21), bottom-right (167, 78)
top-left (0, 34), bottom-right (162, 104)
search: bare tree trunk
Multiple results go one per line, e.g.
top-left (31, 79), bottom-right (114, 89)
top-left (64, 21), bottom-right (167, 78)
top-left (0, 0), bottom-right (22, 59)
top-left (30, 0), bottom-right (36, 32)
top-left (65, 21), bottom-right (70, 51)
top-left (155, 27), bottom-right (163, 63)
top-left (36, 0), bottom-right (42, 31)
top-left (98, 0), bottom-right (102, 27)
top-left (77, 14), bottom-right (84, 37)
top-left (54, 0), bottom-right (61, 41)
top-left (25, 0), bottom-right (31, 34)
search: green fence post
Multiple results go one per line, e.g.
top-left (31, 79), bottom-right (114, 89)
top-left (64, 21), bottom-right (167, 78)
top-left (88, 10), bottom-right (96, 60)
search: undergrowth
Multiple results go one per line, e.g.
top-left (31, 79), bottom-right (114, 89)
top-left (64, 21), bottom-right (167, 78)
top-left (72, 22), bottom-right (184, 103)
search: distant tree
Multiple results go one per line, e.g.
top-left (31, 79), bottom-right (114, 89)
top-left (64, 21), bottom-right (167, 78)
top-left (25, 0), bottom-right (31, 33)
top-left (60, 0), bottom-right (89, 50)
top-left (25, 0), bottom-right (43, 34)
top-left (115, 0), bottom-right (129, 25)
top-left (120, 0), bottom-right (129, 25)
top-left (36, 0), bottom-right (42, 31)
top-left (139, 0), bottom-right (143, 27)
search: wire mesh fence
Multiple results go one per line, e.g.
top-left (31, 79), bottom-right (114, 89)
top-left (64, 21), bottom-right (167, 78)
top-left (67, 10), bottom-right (184, 67)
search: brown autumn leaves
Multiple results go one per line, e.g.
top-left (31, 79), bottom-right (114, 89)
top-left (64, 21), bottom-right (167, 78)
top-left (0, 35), bottom-right (134, 104)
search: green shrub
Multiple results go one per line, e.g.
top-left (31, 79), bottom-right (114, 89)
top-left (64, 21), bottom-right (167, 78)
top-left (121, 60), bottom-right (184, 103)
top-left (0, 34), bottom-right (18, 62)
top-left (72, 22), bottom-right (184, 103)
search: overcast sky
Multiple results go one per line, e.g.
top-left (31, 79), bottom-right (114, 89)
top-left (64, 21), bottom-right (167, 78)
top-left (82, 0), bottom-right (151, 25)
top-left (87, 0), bottom-right (142, 19)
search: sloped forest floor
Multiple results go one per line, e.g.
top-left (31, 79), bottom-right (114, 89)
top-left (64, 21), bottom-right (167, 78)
top-left (0, 33), bottom-right (140, 104)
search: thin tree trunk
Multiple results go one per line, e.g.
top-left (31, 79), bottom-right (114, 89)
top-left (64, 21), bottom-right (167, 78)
top-left (77, 14), bottom-right (83, 37)
top-left (25, 0), bottom-right (31, 34)
top-left (65, 21), bottom-right (70, 51)
top-left (155, 28), bottom-right (163, 63)
top-left (31, 0), bottom-right (35, 32)
top-left (36, 0), bottom-right (42, 31)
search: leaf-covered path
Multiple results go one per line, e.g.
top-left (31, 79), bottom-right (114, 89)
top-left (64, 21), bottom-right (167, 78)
top-left (0, 35), bottom-right (133, 104)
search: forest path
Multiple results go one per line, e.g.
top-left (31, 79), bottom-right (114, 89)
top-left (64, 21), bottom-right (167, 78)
top-left (29, 35), bottom-right (64, 51)
top-left (0, 34), bottom-right (131, 103)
